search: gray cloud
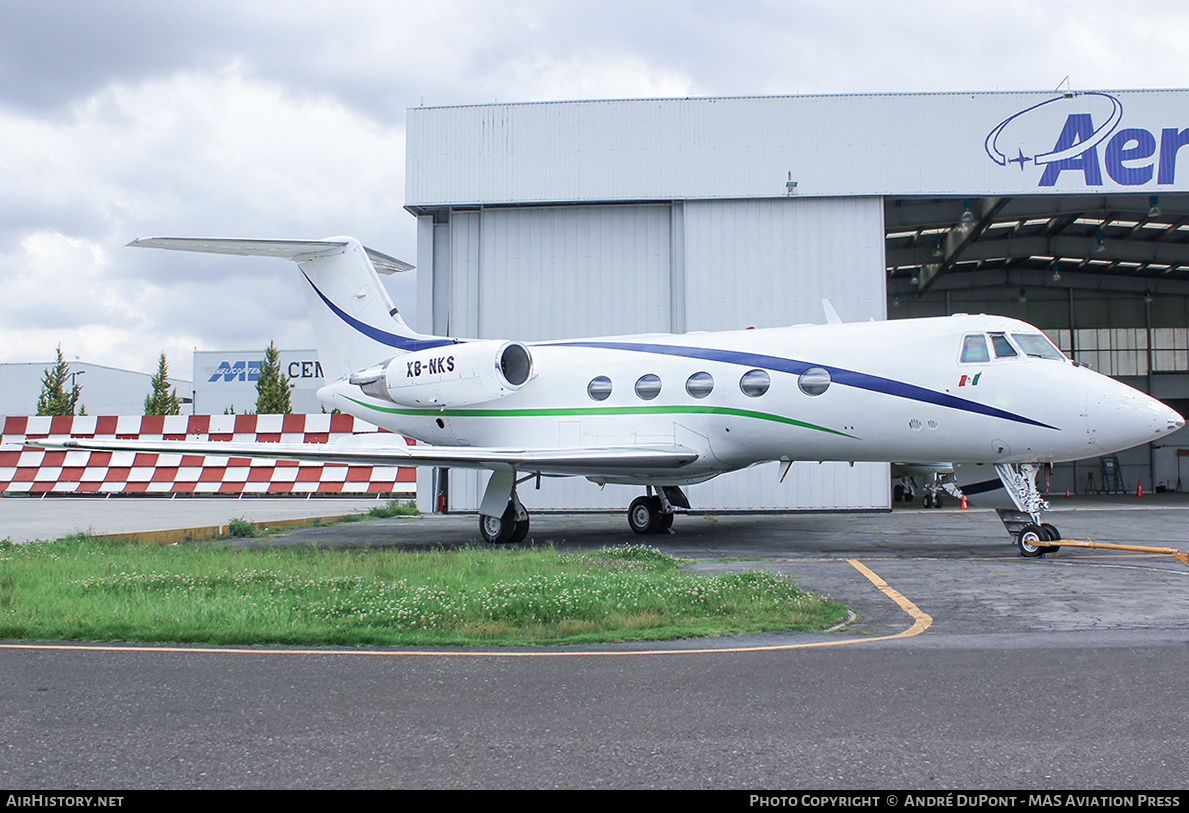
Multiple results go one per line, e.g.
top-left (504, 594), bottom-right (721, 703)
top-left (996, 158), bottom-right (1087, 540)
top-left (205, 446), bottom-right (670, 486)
top-left (3, 0), bottom-right (1189, 381)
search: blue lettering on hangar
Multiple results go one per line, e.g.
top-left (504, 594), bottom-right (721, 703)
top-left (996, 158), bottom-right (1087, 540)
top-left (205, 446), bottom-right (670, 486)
top-left (207, 360), bottom-right (323, 383)
top-left (208, 361), bottom-right (261, 383)
top-left (985, 92), bottom-right (1189, 188)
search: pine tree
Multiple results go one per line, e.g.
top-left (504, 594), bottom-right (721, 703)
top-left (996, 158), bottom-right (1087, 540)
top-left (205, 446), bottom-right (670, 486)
top-left (254, 341), bottom-right (292, 414)
top-left (36, 345), bottom-right (83, 416)
top-left (143, 352), bottom-right (181, 415)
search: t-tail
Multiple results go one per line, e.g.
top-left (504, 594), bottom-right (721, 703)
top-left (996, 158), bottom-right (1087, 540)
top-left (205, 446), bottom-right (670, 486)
top-left (129, 236), bottom-right (451, 380)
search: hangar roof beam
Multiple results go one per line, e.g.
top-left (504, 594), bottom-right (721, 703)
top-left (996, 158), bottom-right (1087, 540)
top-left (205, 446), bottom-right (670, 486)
top-left (886, 192), bottom-right (1189, 292)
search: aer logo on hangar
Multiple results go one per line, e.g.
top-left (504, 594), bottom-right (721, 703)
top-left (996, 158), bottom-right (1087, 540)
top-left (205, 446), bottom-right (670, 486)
top-left (984, 91), bottom-right (1189, 187)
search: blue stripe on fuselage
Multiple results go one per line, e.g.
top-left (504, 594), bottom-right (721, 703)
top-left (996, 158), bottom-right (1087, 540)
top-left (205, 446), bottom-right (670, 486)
top-left (545, 340), bottom-right (1057, 430)
top-left (302, 272), bottom-right (456, 353)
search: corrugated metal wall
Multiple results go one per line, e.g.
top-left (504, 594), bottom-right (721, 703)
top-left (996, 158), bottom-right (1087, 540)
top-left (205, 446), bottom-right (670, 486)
top-left (407, 92), bottom-right (1189, 204)
top-left (680, 197), bottom-right (887, 509)
top-left (417, 197), bottom-right (889, 513)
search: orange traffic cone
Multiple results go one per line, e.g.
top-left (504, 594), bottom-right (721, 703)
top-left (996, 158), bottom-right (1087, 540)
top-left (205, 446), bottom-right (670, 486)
top-left (1137, 481), bottom-right (1143, 498)
top-left (1065, 488), bottom-right (1070, 497)
top-left (960, 494), bottom-right (968, 510)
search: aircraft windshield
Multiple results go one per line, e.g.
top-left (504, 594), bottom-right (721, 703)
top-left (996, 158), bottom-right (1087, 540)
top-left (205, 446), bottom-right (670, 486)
top-left (960, 334), bottom-right (990, 363)
top-left (1011, 333), bottom-right (1065, 360)
top-left (989, 333), bottom-right (1017, 358)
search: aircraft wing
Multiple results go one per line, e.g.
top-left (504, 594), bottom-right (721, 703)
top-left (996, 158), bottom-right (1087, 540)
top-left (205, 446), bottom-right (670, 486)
top-left (31, 437), bottom-right (700, 477)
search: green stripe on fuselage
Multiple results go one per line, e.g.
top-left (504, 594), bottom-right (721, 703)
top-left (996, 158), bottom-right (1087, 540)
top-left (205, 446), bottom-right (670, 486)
top-left (341, 395), bottom-right (859, 439)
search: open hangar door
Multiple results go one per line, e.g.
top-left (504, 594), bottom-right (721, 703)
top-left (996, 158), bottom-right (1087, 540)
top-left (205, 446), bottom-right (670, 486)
top-left (885, 192), bottom-right (1189, 496)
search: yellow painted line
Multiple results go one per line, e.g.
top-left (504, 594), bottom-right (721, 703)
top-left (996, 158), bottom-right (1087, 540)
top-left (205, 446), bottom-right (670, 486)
top-left (846, 558), bottom-right (934, 638)
top-left (0, 559), bottom-right (930, 658)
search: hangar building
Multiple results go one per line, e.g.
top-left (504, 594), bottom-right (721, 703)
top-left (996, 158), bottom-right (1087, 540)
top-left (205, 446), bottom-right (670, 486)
top-left (0, 361), bottom-right (190, 417)
top-left (404, 92), bottom-right (1189, 513)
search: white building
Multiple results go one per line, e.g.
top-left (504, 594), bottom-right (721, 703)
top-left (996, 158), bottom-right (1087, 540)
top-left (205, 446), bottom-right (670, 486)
top-left (191, 349), bottom-right (328, 416)
top-left (1, 347), bottom-right (328, 420)
top-left (404, 92), bottom-right (1189, 511)
top-left (0, 361), bottom-right (190, 417)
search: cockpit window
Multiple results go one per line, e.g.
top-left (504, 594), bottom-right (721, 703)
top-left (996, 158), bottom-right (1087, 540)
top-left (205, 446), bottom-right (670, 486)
top-left (960, 334), bottom-right (990, 363)
top-left (989, 332), bottom-right (1018, 358)
top-left (1011, 333), bottom-right (1066, 360)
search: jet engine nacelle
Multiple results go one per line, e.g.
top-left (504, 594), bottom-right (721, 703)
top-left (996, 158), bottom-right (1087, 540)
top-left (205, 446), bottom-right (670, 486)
top-left (349, 340), bottom-right (533, 407)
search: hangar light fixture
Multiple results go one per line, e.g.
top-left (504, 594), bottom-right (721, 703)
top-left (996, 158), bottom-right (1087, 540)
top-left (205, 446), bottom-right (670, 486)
top-left (1148, 195), bottom-right (1162, 218)
top-left (1051, 263), bottom-right (1061, 282)
top-left (960, 199), bottom-right (975, 225)
top-left (1095, 232), bottom-right (1106, 253)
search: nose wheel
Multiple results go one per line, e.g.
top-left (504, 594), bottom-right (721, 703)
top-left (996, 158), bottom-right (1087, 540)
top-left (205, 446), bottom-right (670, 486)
top-left (1014, 522), bottom-right (1062, 558)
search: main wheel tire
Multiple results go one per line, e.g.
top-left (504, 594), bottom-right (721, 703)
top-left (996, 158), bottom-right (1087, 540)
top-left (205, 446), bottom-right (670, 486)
top-left (923, 493), bottom-right (933, 508)
top-left (1017, 524), bottom-right (1047, 558)
top-left (628, 496), bottom-right (661, 534)
top-left (1040, 523), bottom-right (1061, 554)
top-left (893, 485), bottom-right (904, 503)
top-left (511, 515), bottom-right (530, 544)
top-left (480, 504), bottom-right (519, 545)
top-left (934, 493), bottom-right (944, 508)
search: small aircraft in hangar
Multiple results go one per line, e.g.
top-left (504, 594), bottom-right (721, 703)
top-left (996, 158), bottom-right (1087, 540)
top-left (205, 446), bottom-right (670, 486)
top-left (47, 237), bottom-right (1184, 556)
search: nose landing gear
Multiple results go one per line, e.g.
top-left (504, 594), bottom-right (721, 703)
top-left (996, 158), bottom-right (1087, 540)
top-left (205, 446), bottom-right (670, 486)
top-left (994, 463), bottom-right (1061, 557)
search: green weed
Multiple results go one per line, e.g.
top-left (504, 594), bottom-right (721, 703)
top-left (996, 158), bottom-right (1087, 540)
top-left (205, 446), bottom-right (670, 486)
top-left (0, 538), bottom-right (848, 647)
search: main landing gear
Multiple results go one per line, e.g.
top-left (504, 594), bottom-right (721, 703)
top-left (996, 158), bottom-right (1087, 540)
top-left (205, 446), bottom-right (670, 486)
top-left (994, 463), bottom-right (1062, 558)
top-left (478, 474), bottom-right (691, 543)
top-left (478, 496), bottom-right (530, 545)
top-left (628, 485), bottom-right (689, 535)
top-left (893, 472), bottom-right (947, 508)
top-left (477, 470), bottom-right (532, 545)
top-left (921, 476), bottom-right (945, 509)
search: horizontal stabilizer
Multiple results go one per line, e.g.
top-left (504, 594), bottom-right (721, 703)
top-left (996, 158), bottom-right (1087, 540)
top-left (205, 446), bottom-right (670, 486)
top-left (128, 237), bottom-right (413, 273)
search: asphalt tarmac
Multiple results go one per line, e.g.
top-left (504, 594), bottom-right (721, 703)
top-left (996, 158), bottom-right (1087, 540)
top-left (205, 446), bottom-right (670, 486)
top-left (2, 495), bottom-right (1188, 789)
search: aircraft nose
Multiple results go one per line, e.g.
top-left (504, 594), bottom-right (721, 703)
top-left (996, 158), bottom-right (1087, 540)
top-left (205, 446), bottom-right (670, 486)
top-left (1158, 401), bottom-right (1185, 435)
top-left (1087, 382), bottom-right (1183, 454)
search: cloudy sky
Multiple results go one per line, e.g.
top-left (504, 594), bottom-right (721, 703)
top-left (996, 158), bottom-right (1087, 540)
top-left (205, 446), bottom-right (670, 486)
top-left (3, 0), bottom-right (1188, 382)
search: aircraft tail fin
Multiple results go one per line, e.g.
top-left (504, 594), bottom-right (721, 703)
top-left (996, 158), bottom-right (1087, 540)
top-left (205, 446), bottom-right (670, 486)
top-left (130, 236), bottom-right (443, 381)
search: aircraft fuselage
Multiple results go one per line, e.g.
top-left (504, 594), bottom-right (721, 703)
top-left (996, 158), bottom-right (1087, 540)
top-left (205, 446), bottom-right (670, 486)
top-left (322, 312), bottom-right (1180, 483)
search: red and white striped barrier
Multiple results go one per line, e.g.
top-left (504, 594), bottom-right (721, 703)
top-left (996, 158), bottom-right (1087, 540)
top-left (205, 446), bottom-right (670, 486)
top-left (0, 414), bottom-right (416, 495)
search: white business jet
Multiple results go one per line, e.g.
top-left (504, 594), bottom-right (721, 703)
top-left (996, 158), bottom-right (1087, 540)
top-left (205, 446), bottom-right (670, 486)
top-left (50, 237), bottom-right (1184, 555)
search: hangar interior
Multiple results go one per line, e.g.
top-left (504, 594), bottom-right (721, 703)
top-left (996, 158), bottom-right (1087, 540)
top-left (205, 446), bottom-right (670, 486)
top-left (887, 193), bottom-right (1189, 494)
top-left (404, 93), bottom-right (1189, 513)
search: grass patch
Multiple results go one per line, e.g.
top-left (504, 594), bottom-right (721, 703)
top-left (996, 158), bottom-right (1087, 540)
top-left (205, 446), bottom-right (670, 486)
top-left (339, 500), bottom-right (418, 523)
top-left (0, 537), bottom-right (848, 647)
top-left (225, 518), bottom-right (259, 538)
